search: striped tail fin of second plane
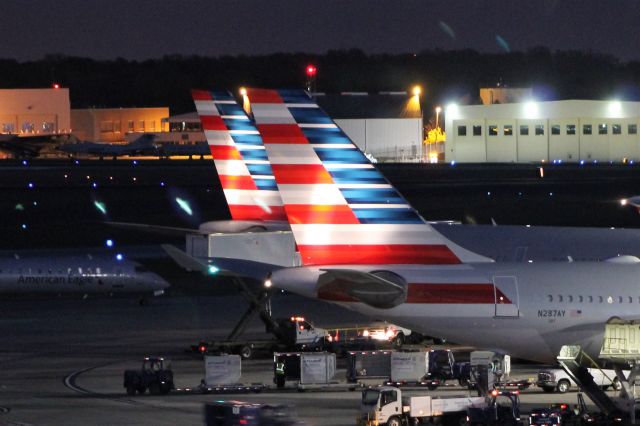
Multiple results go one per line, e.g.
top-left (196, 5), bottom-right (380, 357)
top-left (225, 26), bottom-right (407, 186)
top-left (192, 89), bottom-right (285, 221)
top-left (243, 88), bottom-right (492, 266)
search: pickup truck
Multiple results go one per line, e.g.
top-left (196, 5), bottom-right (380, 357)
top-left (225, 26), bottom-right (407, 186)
top-left (535, 368), bottom-right (623, 393)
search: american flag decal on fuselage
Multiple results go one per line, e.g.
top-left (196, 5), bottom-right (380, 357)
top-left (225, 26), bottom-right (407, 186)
top-left (192, 90), bottom-right (286, 221)
top-left (243, 88), bottom-right (491, 266)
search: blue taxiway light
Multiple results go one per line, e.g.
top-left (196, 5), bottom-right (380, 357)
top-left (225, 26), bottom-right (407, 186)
top-left (105, 239), bottom-right (114, 248)
top-left (27, 182), bottom-right (34, 188)
top-left (116, 253), bottom-right (124, 261)
top-left (208, 265), bottom-right (220, 275)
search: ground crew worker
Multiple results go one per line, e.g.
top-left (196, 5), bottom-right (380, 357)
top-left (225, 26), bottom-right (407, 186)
top-left (275, 361), bottom-right (286, 388)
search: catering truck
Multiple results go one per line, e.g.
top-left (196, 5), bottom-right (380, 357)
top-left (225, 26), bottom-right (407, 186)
top-left (358, 386), bottom-right (485, 426)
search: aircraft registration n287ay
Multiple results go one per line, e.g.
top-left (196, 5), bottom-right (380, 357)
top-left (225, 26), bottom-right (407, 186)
top-left (218, 87), bottom-right (640, 363)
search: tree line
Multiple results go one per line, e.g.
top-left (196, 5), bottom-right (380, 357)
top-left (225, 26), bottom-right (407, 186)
top-left (1, 48), bottom-right (638, 114)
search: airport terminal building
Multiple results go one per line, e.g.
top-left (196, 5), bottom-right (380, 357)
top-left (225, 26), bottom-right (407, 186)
top-left (445, 100), bottom-right (640, 163)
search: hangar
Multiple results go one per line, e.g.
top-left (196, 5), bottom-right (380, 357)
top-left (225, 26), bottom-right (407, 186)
top-left (445, 100), bottom-right (640, 163)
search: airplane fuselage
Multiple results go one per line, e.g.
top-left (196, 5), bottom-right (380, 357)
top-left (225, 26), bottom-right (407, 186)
top-left (0, 255), bottom-right (169, 295)
top-left (272, 261), bottom-right (640, 363)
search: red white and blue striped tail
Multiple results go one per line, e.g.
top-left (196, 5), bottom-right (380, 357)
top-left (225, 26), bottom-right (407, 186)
top-left (192, 90), bottom-right (285, 221)
top-left (243, 88), bottom-right (492, 266)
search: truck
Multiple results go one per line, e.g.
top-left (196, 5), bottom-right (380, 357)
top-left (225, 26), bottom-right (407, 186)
top-left (358, 386), bottom-right (486, 426)
top-left (535, 368), bottom-right (624, 393)
top-left (425, 349), bottom-right (471, 387)
top-left (123, 356), bottom-right (174, 395)
top-left (194, 316), bottom-right (328, 359)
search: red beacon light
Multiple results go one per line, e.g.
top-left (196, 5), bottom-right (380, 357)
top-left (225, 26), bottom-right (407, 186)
top-left (52, 83), bottom-right (60, 89)
top-left (306, 65), bottom-right (317, 77)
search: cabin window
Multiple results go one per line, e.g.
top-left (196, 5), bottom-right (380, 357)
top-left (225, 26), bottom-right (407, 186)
top-left (520, 125), bottom-right (529, 136)
top-left (598, 296), bottom-right (604, 303)
top-left (567, 295), bottom-right (573, 303)
top-left (457, 125), bottom-right (467, 136)
top-left (612, 124), bottom-right (622, 135)
top-left (629, 296), bottom-right (633, 303)
top-left (566, 124), bottom-right (576, 135)
top-left (578, 295), bottom-right (583, 303)
top-left (607, 296), bottom-right (613, 304)
top-left (504, 125), bottom-right (513, 136)
top-left (629, 124), bottom-right (638, 135)
top-left (551, 125), bottom-right (561, 135)
top-left (588, 296), bottom-right (593, 303)
top-left (558, 295), bottom-right (563, 302)
top-left (583, 124), bottom-right (592, 135)
top-left (488, 125), bottom-right (498, 136)
top-left (547, 295), bottom-right (553, 302)
top-left (472, 125), bottom-right (482, 136)
top-left (535, 124), bottom-right (545, 136)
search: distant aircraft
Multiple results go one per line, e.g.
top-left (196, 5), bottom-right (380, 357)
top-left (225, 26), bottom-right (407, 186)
top-left (0, 133), bottom-right (68, 158)
top-left (0, 249), bottom-right (169, 303)
top-left (215, 88), bottom-right (640, 363)
top-left (57, 134), bottom-right (158, 159)
top-left (155, 141), bottom-right (211, 159)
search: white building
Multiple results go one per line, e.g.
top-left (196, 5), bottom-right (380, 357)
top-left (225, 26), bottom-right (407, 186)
top-left (445, 100), bottom-right (640, 163)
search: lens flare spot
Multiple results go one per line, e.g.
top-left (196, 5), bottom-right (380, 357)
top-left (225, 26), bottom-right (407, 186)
top-left (94, 201), bottom-right (107, 215)
top-left (175, 197), bottom-right (193, 216)
top-left (496, 35), bottom-right (511, 53)
top-left (438, 21), bottom-right (456, 40)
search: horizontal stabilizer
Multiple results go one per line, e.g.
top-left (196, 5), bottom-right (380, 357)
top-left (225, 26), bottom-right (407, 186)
top-left (317, 269), bottom-right (407, 309)
top-left (161, 244), bottom-right (209, 273)
top-left (106, 221), bottom-right (201, 236)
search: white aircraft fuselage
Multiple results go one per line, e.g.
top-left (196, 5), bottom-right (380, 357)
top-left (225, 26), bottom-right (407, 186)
top-left (272, 260), bottom-right (640, 363)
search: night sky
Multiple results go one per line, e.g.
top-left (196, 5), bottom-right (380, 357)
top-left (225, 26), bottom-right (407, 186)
top-left (3, 0), bottom-right (640, 61)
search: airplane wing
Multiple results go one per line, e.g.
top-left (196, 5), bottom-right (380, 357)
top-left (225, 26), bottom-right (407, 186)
top-left (317, 269), bottom-right (407, 309)
top-left (162, 244), bottom-right (209, 272)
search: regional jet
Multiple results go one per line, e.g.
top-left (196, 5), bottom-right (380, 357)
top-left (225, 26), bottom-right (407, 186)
top-left (227, 88), bottom-right (640, 363)
top-left (0, 249), bottom-right (169, 302)
top-left (57, 134), bottom-right (158, 159)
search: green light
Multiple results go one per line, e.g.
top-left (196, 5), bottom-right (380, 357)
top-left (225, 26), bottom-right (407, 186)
top-left (175, 197), bottom-right (193, 216)
top-left (14, 203), bottom-right (24, 211)
top-left (94, 201), bottom-right (107, 215)
top-left (208, 265), bottom-right (220, 275)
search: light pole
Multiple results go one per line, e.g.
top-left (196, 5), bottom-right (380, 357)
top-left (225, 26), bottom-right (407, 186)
top-left (435, 106), bottom-right (442, 130)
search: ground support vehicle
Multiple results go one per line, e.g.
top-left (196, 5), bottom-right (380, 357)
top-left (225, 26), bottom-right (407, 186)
top-left (536, 368), bottom-right (623, 394)
top-left (425, 349), bottom-right (471, 387)
top-left (529, 393), bottom-right (614, 425)
top-left (193, 316), bottom-right (328, 359)
top-left (358, 386), bottom-right (486, 426)
top-left (123, 357), bottom-right (174, 395)
top-left (204, 400), bottom-right (303, 426)
top-left (346, 350), bottom-right (393, 383)
top-left (466, 390), bottom-right (523, 426)
top-left (469, 351), bottom-right (531, 395)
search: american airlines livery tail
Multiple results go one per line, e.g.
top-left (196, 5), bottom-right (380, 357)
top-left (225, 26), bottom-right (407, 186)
top-left (192, 90), bottom-right (285, 223)
top-left (240, 88), bottom-right (640, 363)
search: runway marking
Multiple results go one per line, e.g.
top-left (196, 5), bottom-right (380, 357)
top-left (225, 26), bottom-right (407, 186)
top-left (63, 363), bottom-right (142, 406)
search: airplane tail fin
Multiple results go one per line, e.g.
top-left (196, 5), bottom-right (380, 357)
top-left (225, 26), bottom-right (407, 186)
top-left (191, 90), bottom-right (285, 221)
top-left (243, 88), bottom-right (492, 266)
